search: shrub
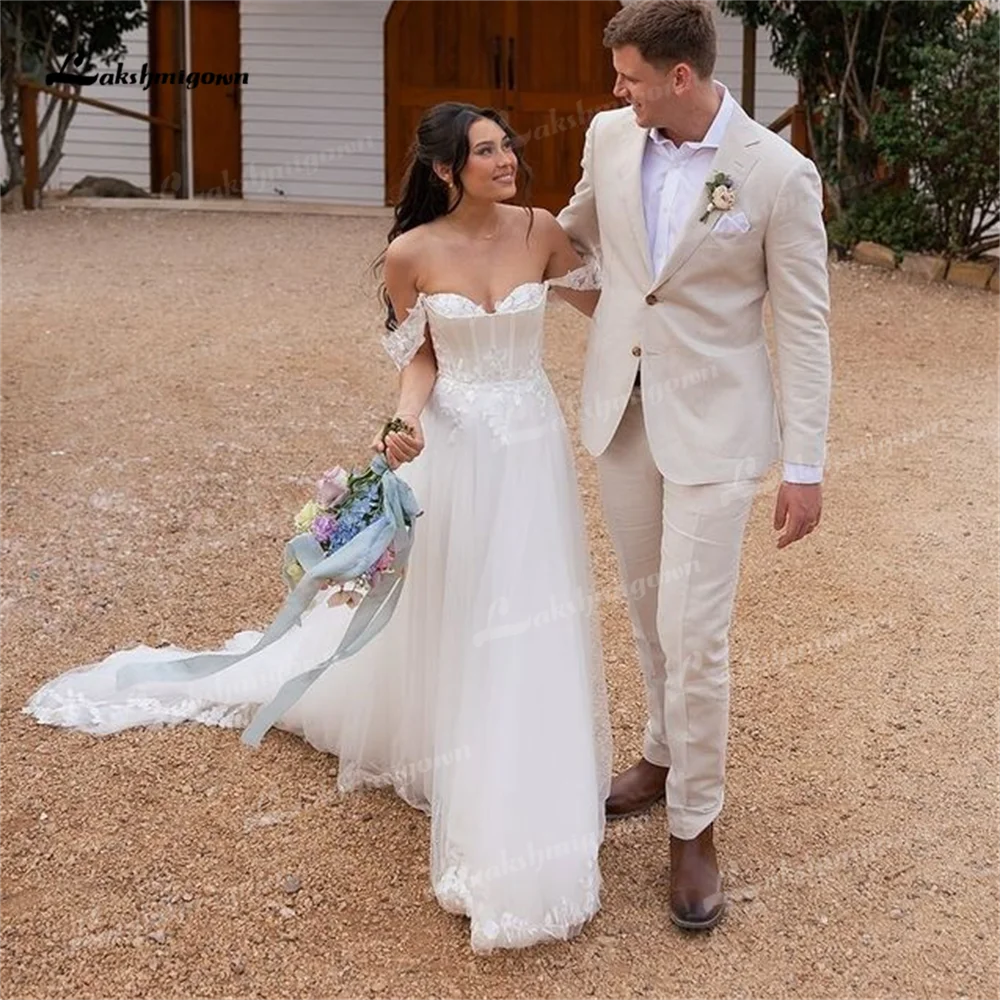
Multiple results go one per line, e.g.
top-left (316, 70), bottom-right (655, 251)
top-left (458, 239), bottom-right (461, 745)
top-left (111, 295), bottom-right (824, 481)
top-left (827, 187), bottom-right (937, 259)
top-left (871, 6), bottom-right (999, 258)
top-left (718, 0), bottom-right (978, 215)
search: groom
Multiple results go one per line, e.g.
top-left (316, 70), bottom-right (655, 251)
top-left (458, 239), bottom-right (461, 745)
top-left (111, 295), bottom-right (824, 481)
top-left (557, 0), bottom-right (831, 930)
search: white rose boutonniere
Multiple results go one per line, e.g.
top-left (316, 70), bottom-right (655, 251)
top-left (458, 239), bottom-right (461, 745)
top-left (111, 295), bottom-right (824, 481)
top-left (699, 171), bottom-right (736, 223)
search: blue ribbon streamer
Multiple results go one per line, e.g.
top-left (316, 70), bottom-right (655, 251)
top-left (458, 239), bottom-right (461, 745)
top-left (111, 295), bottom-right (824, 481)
top-left (115, 455), bottom-right (422, 747)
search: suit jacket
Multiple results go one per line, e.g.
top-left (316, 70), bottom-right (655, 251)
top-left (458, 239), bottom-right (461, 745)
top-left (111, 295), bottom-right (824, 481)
top-left (556, 103), bottom-right (831, 486)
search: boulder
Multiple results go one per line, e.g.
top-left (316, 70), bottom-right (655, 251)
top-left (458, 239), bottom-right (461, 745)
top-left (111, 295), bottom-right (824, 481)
top-left (67, 175), bottom-right (151, 198)
top-left (852, 241), bottom-right (897, 269)
top-left (900, 253), bottom-right (948, 282)
top-left (945, 259), bottom-right (995, 290)
top-left (0, 184), bottom-right (24, 213)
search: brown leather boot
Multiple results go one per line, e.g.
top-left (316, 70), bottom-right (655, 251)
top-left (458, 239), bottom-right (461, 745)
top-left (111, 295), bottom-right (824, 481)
top-left (669, 822), bottom-right (726, 930)
top-left (605, 758), bottom-right (668, 820)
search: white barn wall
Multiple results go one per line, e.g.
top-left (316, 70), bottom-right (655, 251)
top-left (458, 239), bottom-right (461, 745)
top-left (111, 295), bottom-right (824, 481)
top-left (239, 0), bottom-right (391, 205)
top-left (46, 21), bottom-right (152, 193)
top-left (751, 16), bottom-right (798, 133)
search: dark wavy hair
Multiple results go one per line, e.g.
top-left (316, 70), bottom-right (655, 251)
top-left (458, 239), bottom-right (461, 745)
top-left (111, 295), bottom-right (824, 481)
top-left (372, 102), bottom-right (534, 330)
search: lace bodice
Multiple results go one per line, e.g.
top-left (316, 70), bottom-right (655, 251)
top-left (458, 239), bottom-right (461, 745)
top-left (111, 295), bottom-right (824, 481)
top-left (380, 257), bottom-right (600, 376)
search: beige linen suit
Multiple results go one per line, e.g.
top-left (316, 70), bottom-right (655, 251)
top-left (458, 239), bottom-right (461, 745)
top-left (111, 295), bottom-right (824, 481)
top-left (557, 101), bottom-right (831, 838)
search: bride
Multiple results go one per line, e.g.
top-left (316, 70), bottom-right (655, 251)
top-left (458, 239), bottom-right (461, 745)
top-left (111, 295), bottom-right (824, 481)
top-left (24, 101), bottom-right (611, 954)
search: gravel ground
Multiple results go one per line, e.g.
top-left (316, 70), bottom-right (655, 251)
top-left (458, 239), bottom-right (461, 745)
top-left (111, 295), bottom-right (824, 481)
top-left (1, 207), bottom-right (997, 1000)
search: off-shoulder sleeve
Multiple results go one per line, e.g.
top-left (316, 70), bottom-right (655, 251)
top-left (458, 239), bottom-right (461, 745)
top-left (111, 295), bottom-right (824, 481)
top-left (546, 254), bottom-right (602, 292)
top-left (381, 295), bottom-right (428, 371)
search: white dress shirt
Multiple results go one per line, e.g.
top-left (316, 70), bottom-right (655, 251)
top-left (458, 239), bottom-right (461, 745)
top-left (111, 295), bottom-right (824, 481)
top-left (640, 83), bottom-right (822, 486)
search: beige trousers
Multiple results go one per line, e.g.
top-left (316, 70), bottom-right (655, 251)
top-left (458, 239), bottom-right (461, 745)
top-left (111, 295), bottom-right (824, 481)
top-left (595, 387), bottom-right (758, 840)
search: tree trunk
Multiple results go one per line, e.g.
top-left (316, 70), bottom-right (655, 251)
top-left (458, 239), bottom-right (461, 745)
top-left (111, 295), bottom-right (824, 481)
top-left (39, 87), bottom-right (80, 189)
top-left (0, 3), bottom-right (24, 188)
top-left (1, 133), bottom-right (22, 187)
top-left (0, 82), bottom-right (23, 188)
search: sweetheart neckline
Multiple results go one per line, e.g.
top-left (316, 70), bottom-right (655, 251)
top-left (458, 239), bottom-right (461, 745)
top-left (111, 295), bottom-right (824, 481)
top-left (420, 280), bottom-right (547, 317)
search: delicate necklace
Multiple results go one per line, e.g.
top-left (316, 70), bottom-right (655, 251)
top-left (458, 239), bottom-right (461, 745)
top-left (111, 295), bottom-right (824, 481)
top-left (445, 213), bottom-right (502, 241)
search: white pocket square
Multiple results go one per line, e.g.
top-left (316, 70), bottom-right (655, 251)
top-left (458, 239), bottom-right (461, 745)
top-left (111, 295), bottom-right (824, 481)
top-left (714, 211), bottom-right (752, 235)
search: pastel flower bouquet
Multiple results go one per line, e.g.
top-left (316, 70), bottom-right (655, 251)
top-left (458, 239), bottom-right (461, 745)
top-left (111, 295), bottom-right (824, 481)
top-left (281, 414), bottom-right (423, 609)
top-left (287, 459), bottom-right (403, 607)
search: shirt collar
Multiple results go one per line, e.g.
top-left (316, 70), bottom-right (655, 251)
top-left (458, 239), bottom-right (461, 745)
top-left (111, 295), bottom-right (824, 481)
top-left (648, 82), bottom-right (735, 152)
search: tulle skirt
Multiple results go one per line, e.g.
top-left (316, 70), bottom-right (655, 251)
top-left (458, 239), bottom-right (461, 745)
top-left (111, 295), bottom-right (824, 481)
top-left (24, 377), bottom-right (613, 953)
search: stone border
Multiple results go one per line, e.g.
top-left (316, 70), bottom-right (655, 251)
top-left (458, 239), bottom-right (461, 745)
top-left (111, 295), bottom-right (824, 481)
top-left (0, 185), bottom-right (395, 219)
top-left (849, 240), bottom-right (999, 292)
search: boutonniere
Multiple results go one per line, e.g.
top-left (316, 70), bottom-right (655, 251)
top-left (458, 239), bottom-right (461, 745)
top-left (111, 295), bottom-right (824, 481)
top-left (699, 171), bottom-right (736, 223)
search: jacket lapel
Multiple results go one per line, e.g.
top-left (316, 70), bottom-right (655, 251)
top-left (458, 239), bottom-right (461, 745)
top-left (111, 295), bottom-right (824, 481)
top-left (648, 105), bottom-right (762, 293)
top-left (615, 120), bottom-right (654, 280)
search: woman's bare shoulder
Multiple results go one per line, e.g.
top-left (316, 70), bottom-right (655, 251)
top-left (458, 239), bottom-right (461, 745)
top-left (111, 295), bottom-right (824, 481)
top-left (528, 205), bottom-right (562, 238)
top-left (528, 205), bottom-right (557, 225)
top-left (385, 225), bottom-right (430, 263)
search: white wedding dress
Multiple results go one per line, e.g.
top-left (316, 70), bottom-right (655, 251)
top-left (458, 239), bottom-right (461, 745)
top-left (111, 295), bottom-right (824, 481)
top-left (23, 262), bottom-right (612, 953)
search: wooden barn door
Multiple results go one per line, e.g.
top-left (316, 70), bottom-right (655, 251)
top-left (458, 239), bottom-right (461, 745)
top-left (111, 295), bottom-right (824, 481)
top-left (385, 1), bottom-right (506, 206)
top-left (148, 0), bottom-right (184, 195)
top-left (189, 0), bottom-right (242, 196)
top-left (504, 2), bottom-right (620, 211)
top-left (385, 0), bottom-right (620, 212)
top-left (148, 0), bottom-right (242, 197)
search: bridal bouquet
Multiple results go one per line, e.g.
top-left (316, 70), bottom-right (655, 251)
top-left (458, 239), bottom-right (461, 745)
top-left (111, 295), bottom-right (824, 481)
top-left (283, 415), bottom-right (420, 603)
top-left (287, 461), bottom-right (402, 607)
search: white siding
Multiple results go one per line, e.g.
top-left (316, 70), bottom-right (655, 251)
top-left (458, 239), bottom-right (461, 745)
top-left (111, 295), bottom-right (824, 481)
top-left (712, 2), bottom-right (797, 136)
top-left (2, 20), bottom-right (150, 193)
top-left (240, 0), bottom-right (391, 205)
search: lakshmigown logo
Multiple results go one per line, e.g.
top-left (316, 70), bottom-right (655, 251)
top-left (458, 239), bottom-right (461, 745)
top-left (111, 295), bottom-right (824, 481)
top-left (47, 54), bottom-right (247, 90)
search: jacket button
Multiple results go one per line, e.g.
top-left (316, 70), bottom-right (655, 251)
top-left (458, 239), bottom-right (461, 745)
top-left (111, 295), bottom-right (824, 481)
top-left (631, 345), bottom-right (642, 357)
top-left (645, 293), bottom-right (657, 305)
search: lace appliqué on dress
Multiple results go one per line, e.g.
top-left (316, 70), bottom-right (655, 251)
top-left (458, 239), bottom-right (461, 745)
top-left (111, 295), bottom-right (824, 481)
top-left (381, 296), bottom-right (428, 371)
top-left (546, 254), bottom-right (602, 292)
top-left (434, 845), bottom-right (602, 954)
top-left (433, 372), bottom-right (556, 447)
top-left (23, 682), bottom-right (254, 735)
top-left (425, 281), bottom-right (547, 318)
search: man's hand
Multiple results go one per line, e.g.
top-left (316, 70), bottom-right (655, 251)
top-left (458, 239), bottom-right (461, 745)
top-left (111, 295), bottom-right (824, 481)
top-left (371, 414), bottom-right (424, 470)
top-left (773, 482), bottom-right (822, 549)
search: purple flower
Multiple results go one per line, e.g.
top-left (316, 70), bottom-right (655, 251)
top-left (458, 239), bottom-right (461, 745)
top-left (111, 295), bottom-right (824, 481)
top-left (311, 514), bottom-right (338, 544)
